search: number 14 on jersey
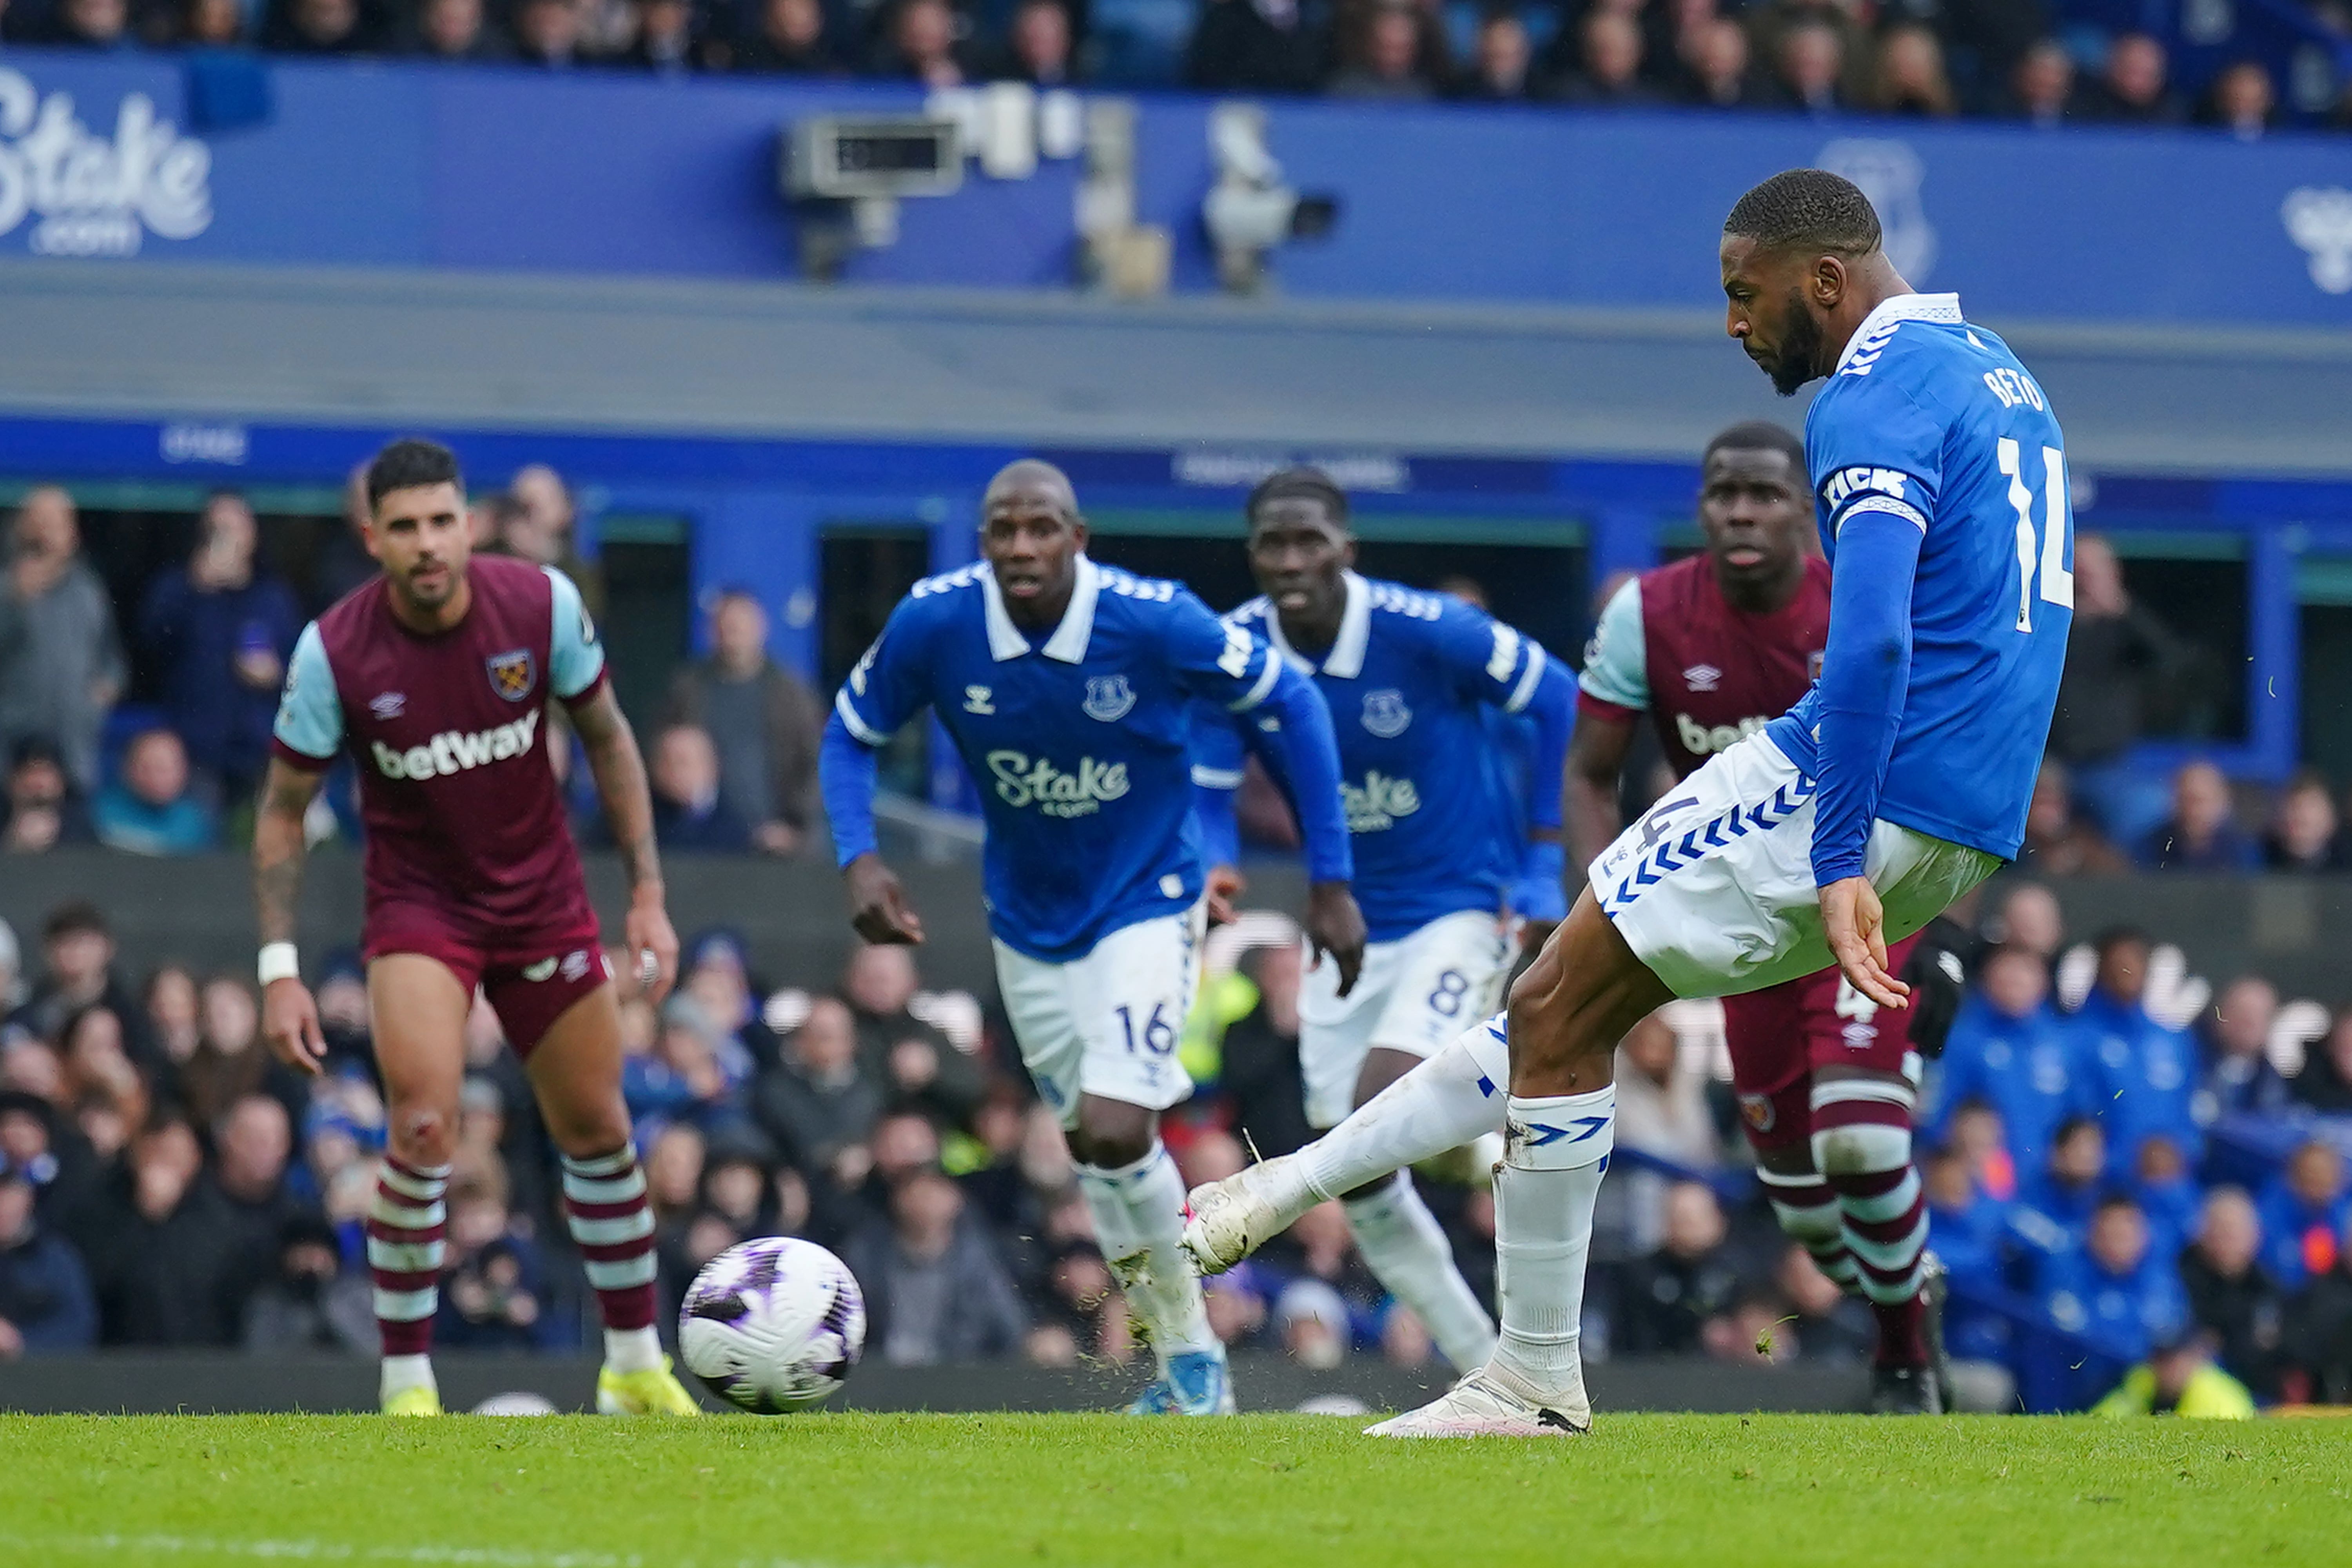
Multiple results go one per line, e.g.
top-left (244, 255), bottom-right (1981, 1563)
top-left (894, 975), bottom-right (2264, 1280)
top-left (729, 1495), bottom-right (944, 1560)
top-left (1998, 437), bottom-right (2074, 634)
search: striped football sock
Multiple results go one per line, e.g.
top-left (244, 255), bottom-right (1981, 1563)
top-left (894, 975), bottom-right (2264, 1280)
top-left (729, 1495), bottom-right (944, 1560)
top-left (562, 1145), bottom-right (661, 1364)
top-left (369, 1153), bottom-right (451, 1362)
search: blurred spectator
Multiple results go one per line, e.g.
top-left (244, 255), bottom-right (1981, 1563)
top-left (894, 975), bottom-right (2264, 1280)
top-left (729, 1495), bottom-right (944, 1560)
top-left (1612, 1181), bottom-right (1742, 1355)
top-left (2091, 1327), bottom-right (2256, 1418)
top-left (513, 0), bottom-right (587, 65)
top-left (94, 729), bottom-right (218, 857)
top-left (617, 0), bottom-right (693, 69)
top-left (755, 996), bottom-right (884, 1180)
top-left (1922, 1145), bottom-right (2007, 1290)
top-left (989, 0), bottom-right (1076, 84)
top-left (2178, 1186), bottom-right (2284, 1399)
top-left (83, 1114), bottom-right (249, 1344)
top-left (240, 1210), bottom-right (374, 1353)
top-left (724, 0), bottom-right (834, 70)
top-left (1680, 16), bottom-right (1766, 107)
top-left (2049, 535), bottom-right (2192, 845)
top-left (1185, 0), bottom-right (1325, 93)
top-left (2042, 1194), bottom-right (2190, 1368)
top-left (2074, 927), bottom-right (2201, 1174)
top-left (2018, 760), bottom-right (2125, 876)
top-left (2294, 1012), bottom-right (2352, 1114)
top-left (408, 0), bottom-right (510, 58)
top-left (181, 976), bottom-right (293, 1132)
top-left (2142, 760), bottom-right (2254, 872)
top-left (182, 0), bottom-right (248, 44)
top-left (1772, 1243), bottom-right (1873, 1363)
top-left (1275, 1276), bottom-right (1351, 1366)
top-left (844, 1166), bottom-right (1030, 1364)
top-left (0, 487), bottom-right (125, 795)
top-left (842, 944), bottom-right (985, 1127)
top-left (138, 491), bottom-right (303, 808)
top-left (2263, 772), bottom-right (2345, 871)
top-left (626, 1000), bottom-right (755, 1138)
top-left (263, 0), bottom-right (372, 53)
top-left (1985, 880), bottom-right (2065, 960)
top-left (2078, 31), bottom-right (2179, 124)
top-left (20, 904), bottom-right (151, 1064)
top-left (1866, 23), bottom-right (1955, 116)
top-left (2283, 1210), bottom-right (2352, 1402)
top-left (2009, 1114), bottom-right (2105, 1255)
top-left (2196, 975), bottom-right (2291, 1122)
top-left (0, 916), bottom-right (20, 1018)
top-left (51, 0), bottom-right (132, 46)
top-left (1548, 10), bottom-right (1659, 105)
top-left (503, 466), bottom-right (598, 609)
top-left (2200, 59), bottom-right (2274, 140)
top-left (2134, 1132), bottom-right (2198, 1257)
top-left (1613, 1010), bottom-right (1719, 1253)
top-left (644, 1122), bottom-right (707, 1229)
top-left (2257, 1140), bottom-right (2348, 1290)
top-left (662, 591), bottom-right (822, 858)
top-left (4, 739), bottom-right (94, 854)
top-left (1928, 945), bottom-right (2083, 1174)
top-left (147, 962), bottom-right (210, 1076)
top-left (437, 1159), bottom-right (558, 1350)
top-left (678, 930), bottom-right (781, 1073)
top-left (2001, 38), bottom-right (2074, 127)
top-left (1768, 20), bottom-right (1844, 114)
top-left (310, 465), bottom-right (382, 612)
top-left (1328, 0), bottom-right (1438, 100)
top-left (875, 0), bottom-right (967, 85)
top-left (1454, 6), bottom-right (1532, 101)
top-left (644, 724), bottom-right (753, 853)
top-left (0, 1152), bottom-right (96, 1355)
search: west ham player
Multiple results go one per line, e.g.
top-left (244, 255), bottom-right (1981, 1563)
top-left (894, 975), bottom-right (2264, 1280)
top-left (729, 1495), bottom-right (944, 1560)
top-left (1197, 171), bottom-right (2071, 1435)
top-left (1571, 421), bottom-right (1948, 1409)
top-left (255, 439), bottom-right (696, 1418)
top-left (1191, 467), bottom-right (1573, 1374)
top-left (818, 459), bottom-right (1366, 1415)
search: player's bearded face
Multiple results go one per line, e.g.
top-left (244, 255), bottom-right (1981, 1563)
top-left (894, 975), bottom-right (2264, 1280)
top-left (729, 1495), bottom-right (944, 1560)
top-left (369, 482), bottom-right (471, 612)
top-left (1762, 288), bottom-right (1824, 398)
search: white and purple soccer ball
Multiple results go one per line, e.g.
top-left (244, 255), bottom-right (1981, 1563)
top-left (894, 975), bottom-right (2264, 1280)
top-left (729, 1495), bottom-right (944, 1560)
top-left (678, 1236), bottom-right (866, 1415)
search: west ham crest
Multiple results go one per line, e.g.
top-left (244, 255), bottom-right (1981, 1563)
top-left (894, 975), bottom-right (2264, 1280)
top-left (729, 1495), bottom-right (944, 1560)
top-left (487, 648), bottom-right (538, 702)
top-left (1360, 689), bottom-right (1412, 739)
top-left (1082, 675), bottom-right (1136, 722)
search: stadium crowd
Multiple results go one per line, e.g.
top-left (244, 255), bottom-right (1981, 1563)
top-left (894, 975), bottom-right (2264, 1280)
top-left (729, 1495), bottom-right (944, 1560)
top-left (5, 478), bottom-right (2352, 1408)
top-left (0, 0), bottom-right (2339, 134)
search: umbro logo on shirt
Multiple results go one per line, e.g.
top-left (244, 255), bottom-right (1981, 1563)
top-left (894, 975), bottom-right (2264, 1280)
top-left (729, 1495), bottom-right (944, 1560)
top-left (963, 686), bottom-right (995, 715)
top-left (370, 692), bottom-right (407, 719)
top-left (1683, 665), bottom-right (1721, 693)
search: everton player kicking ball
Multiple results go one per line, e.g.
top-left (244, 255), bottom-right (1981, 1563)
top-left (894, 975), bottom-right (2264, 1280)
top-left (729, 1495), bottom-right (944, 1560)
top-left (679, 1237), bottom-right (866, 1414)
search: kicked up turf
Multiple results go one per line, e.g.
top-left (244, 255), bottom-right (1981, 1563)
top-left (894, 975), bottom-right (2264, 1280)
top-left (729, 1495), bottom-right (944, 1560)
top-left (0, 1411), bottom-right (2344, 1568)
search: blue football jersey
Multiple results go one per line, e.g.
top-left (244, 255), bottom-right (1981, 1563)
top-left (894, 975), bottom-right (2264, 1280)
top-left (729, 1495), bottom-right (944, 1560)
top-left (1194, 573), bottom-right (1563, 943)
top-left (1768, 293), bottom-right (2074, 864)
top-left (833, 557), bottom-right (1326, 962)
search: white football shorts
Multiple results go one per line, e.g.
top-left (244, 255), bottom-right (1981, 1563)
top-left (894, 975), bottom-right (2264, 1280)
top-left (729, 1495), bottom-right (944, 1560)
top-left (993, 904), bottom-right (1207, 1128)
top-left (1298, 907), bottom-right (1516, 1129)
top-left (1590, 729), bottom-right (2000, 1000)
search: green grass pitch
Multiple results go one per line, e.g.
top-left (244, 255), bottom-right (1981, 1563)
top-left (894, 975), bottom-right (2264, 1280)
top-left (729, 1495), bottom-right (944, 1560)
top-left (3, 1412), bottom-right (2345, 1568)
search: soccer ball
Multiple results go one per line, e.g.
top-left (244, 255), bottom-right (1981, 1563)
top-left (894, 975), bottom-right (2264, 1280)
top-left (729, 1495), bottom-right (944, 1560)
top-left (678, 1236), bottom-right (866, 1414)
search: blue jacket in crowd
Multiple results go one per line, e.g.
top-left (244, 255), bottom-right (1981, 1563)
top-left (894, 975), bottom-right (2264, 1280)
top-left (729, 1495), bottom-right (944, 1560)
top-left (2256, 1181), bottom-right (2351, 1290)
top-left (138, 569), bottom-right (304, 786)
top-left (2070, 987), bottom-right (2202, 1174)
top-left (0, 1222), bottom-right (98, 1352)
top-left (2039, 1245), bottom-right (2190, 1367)
top-left (1929, 994), bottom-right (2089, 1171)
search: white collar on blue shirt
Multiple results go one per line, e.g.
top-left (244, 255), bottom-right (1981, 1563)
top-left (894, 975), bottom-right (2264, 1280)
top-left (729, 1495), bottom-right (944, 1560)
top-left (1833, 291), bottom-right (1964, 375)
top-left (1262, 569), bottom-right (1371, 679)
top-left (980, 555), bottom-right (1103, 664)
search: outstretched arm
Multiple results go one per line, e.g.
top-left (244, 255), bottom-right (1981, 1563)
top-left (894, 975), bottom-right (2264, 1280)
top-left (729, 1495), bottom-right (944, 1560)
top-left (1253, 661), bottom-right (1364, 995)
top-left (572, 682), bottom-right (680, 1000)
top-left (1505, 657), bottom-right (1575, 938)
top-left (1563, 708), bottom-right (1637, 873)
top-left (820, 711), bottom-right (924, 944)
top-left (254, 757), bottom-right (327, 1074)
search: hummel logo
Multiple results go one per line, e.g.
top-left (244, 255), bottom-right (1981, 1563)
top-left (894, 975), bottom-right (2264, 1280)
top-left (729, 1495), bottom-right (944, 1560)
top-left (1683, 664), bottom-right (1721, 693)
top-left (370, 693), bottom-right (407, 719)
top-left (963, 686), bottom-right (995, 715)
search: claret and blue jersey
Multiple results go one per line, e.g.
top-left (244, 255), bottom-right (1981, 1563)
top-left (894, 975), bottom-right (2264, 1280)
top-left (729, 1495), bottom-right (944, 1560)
top-left (822, 556), bottom-right (1352, 963)
top-left (1767, 292), bottom-right (2076, 884)
top-left (1192, 572), bottom-right (1573, 943)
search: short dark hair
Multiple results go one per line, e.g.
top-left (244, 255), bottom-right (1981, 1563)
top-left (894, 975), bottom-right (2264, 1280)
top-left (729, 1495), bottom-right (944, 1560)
top-left (2093, 925), bottom-right (2153, 959)
top-left (42, 900), bottom-right (109, 942)
top-left (1702, 421), bottom-right (1806, 470)
top-left (1723, 169), bottom-right (1882, 258)
top-left (1245, 466), bottom-right (1349, 530)
top-left (365, 439), bottom-right (462, 510)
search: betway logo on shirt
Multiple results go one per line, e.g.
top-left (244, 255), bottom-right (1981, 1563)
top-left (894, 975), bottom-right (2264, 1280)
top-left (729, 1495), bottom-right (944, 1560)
top-left (1342, 771), bottom-right (1421, 832)
top-left (372, 710), bottom-right (539, 780)
top-left (987, 750), bottom-right (1129, 818)
top-left (1675, 712), bottom-right (1769, 757)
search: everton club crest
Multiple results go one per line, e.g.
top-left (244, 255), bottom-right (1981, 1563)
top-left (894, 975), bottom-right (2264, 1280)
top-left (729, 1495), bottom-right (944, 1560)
top-left (1360, 689), bottom-right (1412, 739)
top-left (1082, 675), bottom-right (1136, 722)
top-left (486, 648), bottom-right (538, 703)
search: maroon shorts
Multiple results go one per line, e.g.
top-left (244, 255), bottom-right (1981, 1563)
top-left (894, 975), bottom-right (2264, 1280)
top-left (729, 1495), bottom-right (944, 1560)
top-left (1720, 934), bottom-right (1922, 1154)
top-left (365, 905), bottom-right (610, 1058)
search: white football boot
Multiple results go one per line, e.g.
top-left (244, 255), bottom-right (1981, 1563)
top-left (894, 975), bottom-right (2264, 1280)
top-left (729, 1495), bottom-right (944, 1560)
top-left (1363, 1364), bottom-right (1590, 1438)
top-left (1181, 1154), bottom-right (1317, 1274)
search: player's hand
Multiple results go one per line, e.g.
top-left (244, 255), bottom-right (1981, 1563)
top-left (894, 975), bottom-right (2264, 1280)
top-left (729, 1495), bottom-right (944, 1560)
top-left (1820, 877), bottom-right (1909, 1011)
top-left (1204, 864), bottom-right (1247, 927)
top-left (1303, 881), bottom-right (1367, 1000)
top-left (261, 977), bottom-right (329, 1076)
top-left (846, 853), bottom-right (925, 945)
top-left (627, 891), bottom-right (681, 1005)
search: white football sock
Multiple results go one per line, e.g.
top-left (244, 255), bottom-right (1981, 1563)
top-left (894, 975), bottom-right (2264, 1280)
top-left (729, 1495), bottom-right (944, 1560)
top-left (1490, 1085), bottom-right (1614, 1400)
top-left (379, 1353), bottom-right (436, 1403)
top-left (604, 1324), bottom-right (664, 1374)
top-left (1301, 1015), bottom-right (1511, 1201)
top-left (1079, 1144), bottom-right (1219, 1363)
top-left (1342, 1174), bottom-right (1497, 1371)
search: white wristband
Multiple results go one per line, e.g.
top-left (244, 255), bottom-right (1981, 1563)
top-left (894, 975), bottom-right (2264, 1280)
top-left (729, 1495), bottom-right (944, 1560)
top-left (258, 943), bottom-right (301, 987)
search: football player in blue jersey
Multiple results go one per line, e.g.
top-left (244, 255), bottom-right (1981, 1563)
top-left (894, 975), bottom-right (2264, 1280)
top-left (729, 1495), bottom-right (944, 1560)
top-left (1189, 468), bottom-right (1573, 1374)
top-left (818, 459), bottom-right (1366, 1416)
top-left (1335, 169), bottom-right (2074, 1435)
